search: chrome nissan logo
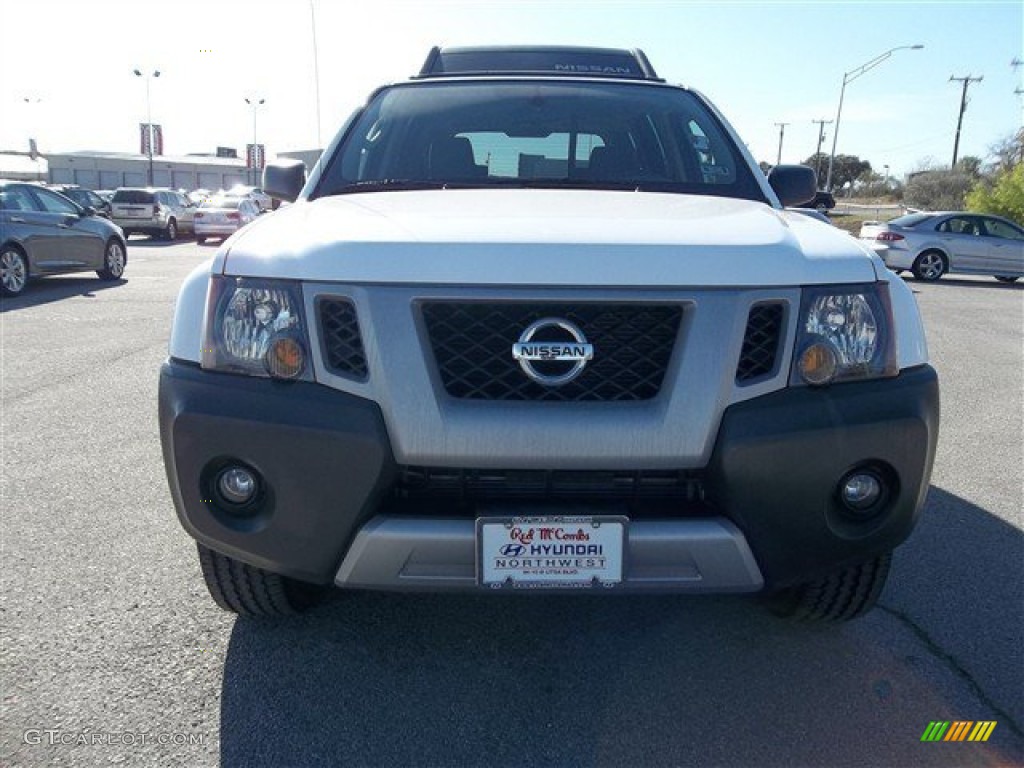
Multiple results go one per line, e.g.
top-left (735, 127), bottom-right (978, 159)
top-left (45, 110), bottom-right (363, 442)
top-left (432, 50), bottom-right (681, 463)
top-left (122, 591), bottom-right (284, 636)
top-left (512, 318), bottom-right (594, 386)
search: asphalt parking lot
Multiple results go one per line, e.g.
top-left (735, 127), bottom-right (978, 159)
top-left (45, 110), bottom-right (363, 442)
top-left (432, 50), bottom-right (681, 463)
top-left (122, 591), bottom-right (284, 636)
top-left (1, 238), bottom-right (1022, 767)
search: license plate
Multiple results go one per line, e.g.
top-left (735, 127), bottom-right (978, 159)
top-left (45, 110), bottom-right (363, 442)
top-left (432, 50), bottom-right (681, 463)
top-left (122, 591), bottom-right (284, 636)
top-left (477, 515), bottom-right (627, 589)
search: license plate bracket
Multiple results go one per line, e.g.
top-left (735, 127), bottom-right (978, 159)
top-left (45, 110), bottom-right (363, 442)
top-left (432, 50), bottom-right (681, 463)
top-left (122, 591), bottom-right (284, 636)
top-left (476, 515), bottom-right (627, 590)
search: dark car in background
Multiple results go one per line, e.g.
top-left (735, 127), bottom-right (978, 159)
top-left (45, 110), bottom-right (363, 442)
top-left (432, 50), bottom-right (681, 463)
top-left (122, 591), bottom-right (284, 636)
top-left (49, 185), bottom-right (113, 218)
top-left (808, 190), bottom-right (836, 211)
top-left (0, 181), bottom-right (127, 297)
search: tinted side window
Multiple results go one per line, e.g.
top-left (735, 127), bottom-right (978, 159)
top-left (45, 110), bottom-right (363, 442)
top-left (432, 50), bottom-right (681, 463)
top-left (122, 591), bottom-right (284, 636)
top-left (0, 187), bottom-right (41, 212)
top-left (938, 217), bottom-right (980, 236)
top-left (982, 218), bottom-right (1023, 240)
top-left (31, 187), bottom-right (80, 214)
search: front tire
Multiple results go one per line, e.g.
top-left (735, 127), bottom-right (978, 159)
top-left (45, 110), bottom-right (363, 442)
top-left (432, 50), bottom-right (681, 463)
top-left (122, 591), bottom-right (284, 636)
top-left (1, 245), bottom-right (29, 297)
top-left (995, 276), bottom-right (1019, 283)
top-left (766, 553), bottom-right (891, 622)
top-left (912, 250), bottom-right (947, 281)
top-left (195, 235), bottom-right (205, 245)
top-left (97, 239), bottom-right (126, 280)
top-left (196, 543), bottom-right (325, 617)
top-left (164, 219), bottom-right (178, 241)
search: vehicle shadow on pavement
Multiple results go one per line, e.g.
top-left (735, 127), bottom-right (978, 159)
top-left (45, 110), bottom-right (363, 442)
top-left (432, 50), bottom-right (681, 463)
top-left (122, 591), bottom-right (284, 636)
top-left (125, 237), bottom-right (187, 248)
top-left (0, 276), bottom-right (126, 312)
top-left (902, 276), bottom-right (1022, 291)
top-left (218, 485), bottom-right (1023, 768)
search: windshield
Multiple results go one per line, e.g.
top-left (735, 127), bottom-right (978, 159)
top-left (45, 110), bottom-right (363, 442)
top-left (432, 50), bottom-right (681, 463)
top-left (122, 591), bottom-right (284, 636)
top-left (316, 80), bottom-right (765, 201)
top-left (113, 189), bottom-right (155, 204)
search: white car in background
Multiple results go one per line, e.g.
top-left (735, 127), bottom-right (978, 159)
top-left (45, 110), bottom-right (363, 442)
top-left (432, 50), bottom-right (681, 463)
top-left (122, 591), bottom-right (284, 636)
top-left (860, 212), bottom-right (1023, 283)
top-left (227, 185), bottom-right (273, 212)
top-left (193, 195), bottom-right (260, 244)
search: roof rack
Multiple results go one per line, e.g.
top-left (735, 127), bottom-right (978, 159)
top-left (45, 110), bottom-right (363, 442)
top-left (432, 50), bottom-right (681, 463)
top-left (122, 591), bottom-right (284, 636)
top-left (415, 45), bottom-right (661, 81)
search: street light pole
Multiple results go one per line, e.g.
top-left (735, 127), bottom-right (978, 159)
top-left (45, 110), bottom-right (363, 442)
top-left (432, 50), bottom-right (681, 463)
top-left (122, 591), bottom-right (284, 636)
top-left (245, 97), bottom-right (266, 185)
top-left (825, 45), bottom-right (923, 192)
top-left (310, 0), bottom-right (322, 148)
top-left (134, 69), bottom-right (161, 186)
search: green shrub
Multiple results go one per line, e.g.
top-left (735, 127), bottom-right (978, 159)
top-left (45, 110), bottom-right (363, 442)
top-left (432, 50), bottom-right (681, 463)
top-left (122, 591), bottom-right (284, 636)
top-left (966, 164), bottom-right (1024, 225)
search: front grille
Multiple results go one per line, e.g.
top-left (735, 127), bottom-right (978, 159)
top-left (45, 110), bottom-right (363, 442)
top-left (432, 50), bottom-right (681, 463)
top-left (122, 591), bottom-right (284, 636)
top-left (422, 302), bottom-right (682, 401)
top-left (395, 466), bottom-right (705, 503)
top-left (318, 298), bottom-right (368, 379)
top-left (736, 303), bottom-right (784, 383)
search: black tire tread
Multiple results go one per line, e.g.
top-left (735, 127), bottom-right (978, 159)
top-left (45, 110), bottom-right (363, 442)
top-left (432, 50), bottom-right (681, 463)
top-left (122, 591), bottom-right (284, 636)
top-left (769, 553), bottom-right (891, 622)
top-left (197, 543), bottom-right (322, 617)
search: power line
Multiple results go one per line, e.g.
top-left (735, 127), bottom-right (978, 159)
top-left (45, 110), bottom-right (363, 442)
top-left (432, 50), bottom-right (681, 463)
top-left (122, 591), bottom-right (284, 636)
top-left (949, 74), bottom-right (983, 168)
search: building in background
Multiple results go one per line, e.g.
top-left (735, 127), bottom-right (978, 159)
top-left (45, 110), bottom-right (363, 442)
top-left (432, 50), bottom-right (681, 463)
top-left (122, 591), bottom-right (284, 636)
top-left (45, 151), bottom-right (249, 191)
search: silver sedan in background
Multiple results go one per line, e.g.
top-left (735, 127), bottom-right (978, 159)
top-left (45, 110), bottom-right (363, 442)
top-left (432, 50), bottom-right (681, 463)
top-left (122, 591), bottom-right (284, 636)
top-left (193, 196), bottom-right (261, 244)
top-left (860, 212), bottom-right (1023, 282)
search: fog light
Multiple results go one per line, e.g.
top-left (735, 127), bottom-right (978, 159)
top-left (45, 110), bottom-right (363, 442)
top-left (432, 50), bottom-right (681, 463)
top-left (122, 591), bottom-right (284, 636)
top-left (216, 466), bottom-right (258, 505)
top-left (840, 471), bottom-right (882, 512)
top-left (265, 336), bottom-right (305, 379)
top-left (798, 341), bottom-right (839, 386)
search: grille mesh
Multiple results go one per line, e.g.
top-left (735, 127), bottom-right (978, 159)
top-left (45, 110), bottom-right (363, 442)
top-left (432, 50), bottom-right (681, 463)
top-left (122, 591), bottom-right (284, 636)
top-left (422, 302), bottom-right (682, 401)
top-left (736, 303), bottom-right (784, 382)
top-left (319, 298), bottom-right (368, 379)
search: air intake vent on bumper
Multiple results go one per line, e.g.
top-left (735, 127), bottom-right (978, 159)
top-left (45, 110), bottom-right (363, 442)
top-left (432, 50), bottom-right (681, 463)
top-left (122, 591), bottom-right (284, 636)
top-left (318, 298), bottom-right (368, 379)
top-left (736, 303), bottom-right (784, 383)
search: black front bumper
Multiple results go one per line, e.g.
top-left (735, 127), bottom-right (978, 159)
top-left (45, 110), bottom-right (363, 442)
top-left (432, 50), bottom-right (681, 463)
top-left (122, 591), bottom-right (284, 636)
top-left (159, 360), bottom-right (938, 589)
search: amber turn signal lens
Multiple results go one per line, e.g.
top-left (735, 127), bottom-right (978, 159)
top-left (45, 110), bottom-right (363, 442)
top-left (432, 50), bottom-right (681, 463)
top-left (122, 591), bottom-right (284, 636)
top-left (265, 336), bottom-right (305, 379)
top-left (798, 341), bottom-right (838, 386)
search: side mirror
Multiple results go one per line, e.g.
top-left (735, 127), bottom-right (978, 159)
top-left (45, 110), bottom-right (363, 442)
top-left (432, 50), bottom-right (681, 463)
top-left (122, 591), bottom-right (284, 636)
top-left (264, 159), bottom-right (307, 203)
top-left (82, 205), bottom-right (96, 217)
top-left (767, 165), bottom-right (818, 208)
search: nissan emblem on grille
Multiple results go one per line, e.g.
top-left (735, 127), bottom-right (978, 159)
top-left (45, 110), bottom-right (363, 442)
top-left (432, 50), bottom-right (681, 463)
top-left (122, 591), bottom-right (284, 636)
top-left (512, 318), bottom-right (594, 386)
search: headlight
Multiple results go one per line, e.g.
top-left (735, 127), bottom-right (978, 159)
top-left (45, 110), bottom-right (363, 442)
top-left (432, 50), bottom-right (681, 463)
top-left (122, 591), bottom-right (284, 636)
top-left (201, 277), bottom-right (311, 380)
top-left (791, 283), bottom-right (897, 387)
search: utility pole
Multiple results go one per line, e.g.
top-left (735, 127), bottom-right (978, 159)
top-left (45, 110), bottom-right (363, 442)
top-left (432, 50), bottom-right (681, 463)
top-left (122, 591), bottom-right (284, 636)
top-left (774, 122), bottom-right (789, 165)
top-left (1013, 59), bottom-right (1023, 122)
top-left (811, 118), bottom-right (833, 182)
top-left (949, 74), bottom-right (983, 168)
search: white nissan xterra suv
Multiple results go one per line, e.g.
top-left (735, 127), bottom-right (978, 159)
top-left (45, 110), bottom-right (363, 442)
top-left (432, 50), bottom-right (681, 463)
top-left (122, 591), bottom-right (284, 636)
top-left (160, 46), bottom-right (939, 621)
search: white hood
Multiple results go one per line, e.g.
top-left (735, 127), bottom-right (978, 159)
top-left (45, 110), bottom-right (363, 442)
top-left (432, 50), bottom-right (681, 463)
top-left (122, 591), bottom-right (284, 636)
top-left (221, 189), bottom-right (876, 286)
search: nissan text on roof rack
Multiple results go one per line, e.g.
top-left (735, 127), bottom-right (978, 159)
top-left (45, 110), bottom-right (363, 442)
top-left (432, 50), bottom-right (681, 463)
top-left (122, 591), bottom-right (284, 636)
top-left (159, 46), bottom-right (939, 621)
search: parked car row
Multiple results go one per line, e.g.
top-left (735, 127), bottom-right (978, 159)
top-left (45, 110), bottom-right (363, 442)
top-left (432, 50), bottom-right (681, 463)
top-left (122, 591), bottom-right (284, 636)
top-left (859, 212), bottom-right (1023, 283)
top-left (0, 180), bottom-right (272, 297)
